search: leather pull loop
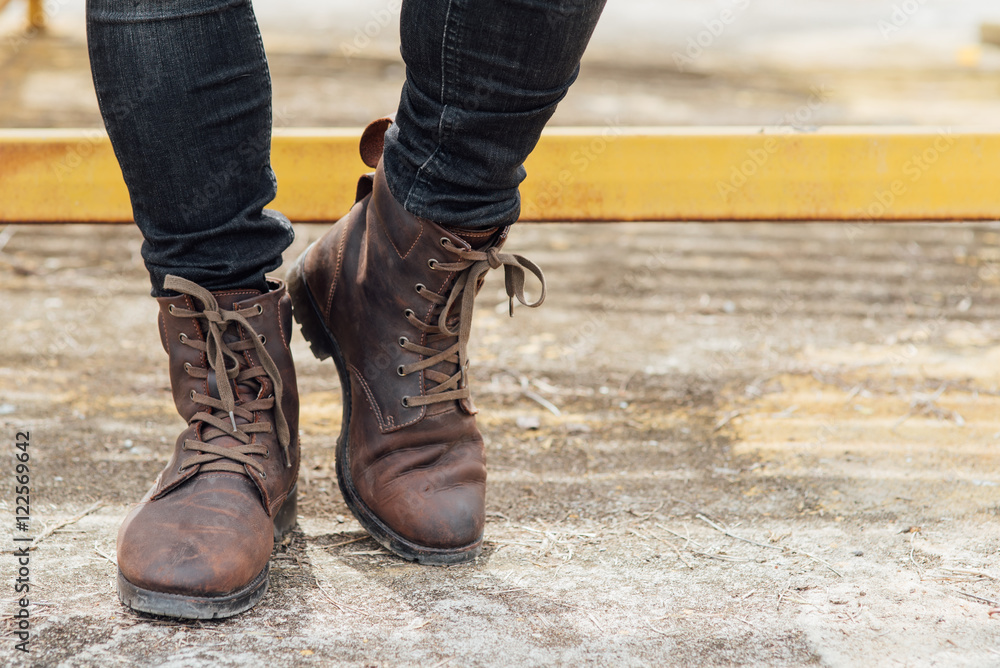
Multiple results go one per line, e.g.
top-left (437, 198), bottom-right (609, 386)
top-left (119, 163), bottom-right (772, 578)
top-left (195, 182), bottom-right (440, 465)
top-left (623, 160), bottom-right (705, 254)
top-left (359, 116), bottom-right (394, 169)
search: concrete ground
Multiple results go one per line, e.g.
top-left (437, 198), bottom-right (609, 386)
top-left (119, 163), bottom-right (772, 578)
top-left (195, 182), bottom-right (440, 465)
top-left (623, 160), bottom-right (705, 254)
top-left (4, 1), bottom-right (1000, 667)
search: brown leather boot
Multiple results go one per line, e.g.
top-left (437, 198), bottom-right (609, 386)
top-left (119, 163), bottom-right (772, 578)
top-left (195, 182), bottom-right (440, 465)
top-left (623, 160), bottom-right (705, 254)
top-left (286, 119), bottom-right (544, 565)
top-left (117, 276), bottom-right (299, 619)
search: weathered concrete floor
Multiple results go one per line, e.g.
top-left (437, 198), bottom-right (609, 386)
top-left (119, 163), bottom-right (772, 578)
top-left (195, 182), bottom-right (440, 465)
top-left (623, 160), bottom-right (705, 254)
top-left (3, 221), bottom-right (1000, 667)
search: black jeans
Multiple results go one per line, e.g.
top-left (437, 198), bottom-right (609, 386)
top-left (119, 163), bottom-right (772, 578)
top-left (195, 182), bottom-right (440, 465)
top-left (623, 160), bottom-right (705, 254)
top-left (87, 0), bottom-right (605, 296)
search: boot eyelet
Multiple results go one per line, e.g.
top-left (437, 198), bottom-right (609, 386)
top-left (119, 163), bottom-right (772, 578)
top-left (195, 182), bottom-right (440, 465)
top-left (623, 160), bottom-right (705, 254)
top-left (189, 390), bottom-right (196, 400)
top-left (255, 304), bottom-right (264, 315)
top-left (168, 305), bottom-right (176, 314)
top-left (264, 448), bottom-right (269, 457)
top-left (440, 237), bottom-right (451, 247)
top-left (401, 396), bottom-right (410, 407)
top-left (403, 309), bottom-right (414, 319)
top-left (428, 259), bottom-right (438, 269)
top-left (178, 466), bottom-right (187, 474)
top-left (397, 365), bottom-right (406, 377)
top-left (415, 283), bottom-right (425, 293)
top-left (178, 333), bottom-right (188, 343)
top-left (398, 336), bottom-right (408, 347)
top-left (260, 471), bottom-right (267, 479)
top-left (258, 334), bottom-right (267, 344)
top-left (183, 362), bottom-right (192, 372)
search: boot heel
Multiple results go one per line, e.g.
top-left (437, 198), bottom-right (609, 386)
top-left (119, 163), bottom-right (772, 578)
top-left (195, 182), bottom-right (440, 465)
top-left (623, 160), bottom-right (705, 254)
top-left (286, 246), bottom-right (336, 361)
top-left (273, 485), bottom-right (298, 541)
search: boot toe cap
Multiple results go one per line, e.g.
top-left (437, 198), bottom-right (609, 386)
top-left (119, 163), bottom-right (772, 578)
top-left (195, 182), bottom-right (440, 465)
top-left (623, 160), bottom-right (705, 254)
top-left (356, 441), bottom-right (487, 551)
top-left (117, 475), bottom-right (274, 597)
top-left (383, 477), bottom-right (486, 550)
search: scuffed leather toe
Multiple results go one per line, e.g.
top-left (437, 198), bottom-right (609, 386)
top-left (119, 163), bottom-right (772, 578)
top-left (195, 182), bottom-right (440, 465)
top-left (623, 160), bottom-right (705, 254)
top-left (117, 474), bottom-right (273, 597)
top-left (367, 438), bottom-right (487, 549)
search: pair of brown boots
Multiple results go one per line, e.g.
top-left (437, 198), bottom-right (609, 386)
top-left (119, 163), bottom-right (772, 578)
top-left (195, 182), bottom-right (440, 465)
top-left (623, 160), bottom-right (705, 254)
top-left (116, 121), bottom-right (545, 619)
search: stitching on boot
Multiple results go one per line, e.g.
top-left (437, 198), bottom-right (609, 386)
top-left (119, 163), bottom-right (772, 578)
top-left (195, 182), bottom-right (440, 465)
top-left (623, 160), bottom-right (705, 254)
top-left (269, 491), bottom-right (288, 516)
top-left (213, 289), bottom-right (260, 299)
top-left (349, 363), bottom-right (387, 430)
top-left (376, 207), bottom-right (423, 261)
top-left (399, 224), bottom-right (424, 260)
top-left (349, 363), bottom-right (425, 432)
top-left (158, 311), bottom-right (169, 352)
top-left (195, 473), bottom-right (254, 483)
top-left (251, 469), bottom-right (272, 510)
top-left (324, 231), bottom-right (348, 320)
top-left (276, 300), bottom-right (290, 353)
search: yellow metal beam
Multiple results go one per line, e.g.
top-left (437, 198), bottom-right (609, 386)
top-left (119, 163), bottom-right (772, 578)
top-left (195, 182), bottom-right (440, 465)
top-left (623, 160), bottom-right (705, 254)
top-left (1, 127), bottom-right (997, 223)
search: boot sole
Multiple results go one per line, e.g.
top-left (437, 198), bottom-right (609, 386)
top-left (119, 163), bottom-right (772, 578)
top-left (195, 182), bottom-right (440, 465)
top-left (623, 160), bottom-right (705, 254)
top-left (116, 485), bottom-right (298, 620)
top-left (287, 245), bottom-right (483, 566)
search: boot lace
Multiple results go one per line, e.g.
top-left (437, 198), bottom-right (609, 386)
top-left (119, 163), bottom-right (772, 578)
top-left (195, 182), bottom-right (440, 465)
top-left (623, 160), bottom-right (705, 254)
top-left (164, 275), bottom-right (292, 476)
top-left (397, 239), bottom-right (546, 408)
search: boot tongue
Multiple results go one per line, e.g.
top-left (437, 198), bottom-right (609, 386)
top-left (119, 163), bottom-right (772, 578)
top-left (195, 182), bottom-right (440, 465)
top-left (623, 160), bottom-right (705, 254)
top-left (203, 288), bottom-right (265, 431)
top-left (445, 226), bottom-right (502, 251)
top-left (209, 288), bottom-right (262, 350)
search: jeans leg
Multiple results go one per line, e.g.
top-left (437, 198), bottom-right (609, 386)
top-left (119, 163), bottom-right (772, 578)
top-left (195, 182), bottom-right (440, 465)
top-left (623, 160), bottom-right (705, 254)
top-left (384, 0), bottom-right (607, 229)
top-left (87, 0), bottom-right (293, 296)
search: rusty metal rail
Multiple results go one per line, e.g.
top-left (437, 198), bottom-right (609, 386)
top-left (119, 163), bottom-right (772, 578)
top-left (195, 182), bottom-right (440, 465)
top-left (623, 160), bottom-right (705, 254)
top-left (1, 127), bottom-right (998, 223)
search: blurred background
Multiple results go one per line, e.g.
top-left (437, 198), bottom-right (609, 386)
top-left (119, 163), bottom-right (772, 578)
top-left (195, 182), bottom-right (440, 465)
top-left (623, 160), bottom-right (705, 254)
top-left (4, 0), bottom-right (1000, 127)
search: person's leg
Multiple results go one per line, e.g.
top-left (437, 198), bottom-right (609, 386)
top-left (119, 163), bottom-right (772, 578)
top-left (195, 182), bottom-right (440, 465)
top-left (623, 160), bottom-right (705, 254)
top-left (87, 0), bottom-right (299, 619)
top-left (288, 0), bottom-right (604, 564)
top-left (385, 0), bottom-right (608, 229)
top-left (87, 0), bottom-right (293, 296)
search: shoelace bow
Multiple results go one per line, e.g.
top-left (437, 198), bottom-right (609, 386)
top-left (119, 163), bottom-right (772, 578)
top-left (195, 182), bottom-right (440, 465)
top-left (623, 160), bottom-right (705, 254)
top-left (164, 275), bottom-right (291, 476)
top-left (399, 239), bottom-right (546, 408)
